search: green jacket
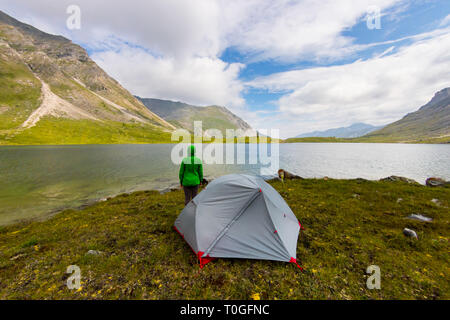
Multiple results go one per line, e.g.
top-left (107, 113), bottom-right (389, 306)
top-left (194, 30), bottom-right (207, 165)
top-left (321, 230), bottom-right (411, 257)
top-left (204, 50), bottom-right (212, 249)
top-left (179, 145), bottom-right (203, 187)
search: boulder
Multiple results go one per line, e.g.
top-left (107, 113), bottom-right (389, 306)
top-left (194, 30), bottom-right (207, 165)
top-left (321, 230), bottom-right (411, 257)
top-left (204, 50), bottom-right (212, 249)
top-left (426, 177), bottom-right (449, 187)
top-left (278, 169), bottom-right (303, 180)
top-left (403, 228), bottom-right (418, 239)
top-left (380, 176), bottom-right (418, 184)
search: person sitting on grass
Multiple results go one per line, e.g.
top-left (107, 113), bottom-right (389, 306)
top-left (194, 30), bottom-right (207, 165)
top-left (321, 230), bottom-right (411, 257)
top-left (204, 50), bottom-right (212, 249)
top-left (179, 145), bottom-right (203, 205)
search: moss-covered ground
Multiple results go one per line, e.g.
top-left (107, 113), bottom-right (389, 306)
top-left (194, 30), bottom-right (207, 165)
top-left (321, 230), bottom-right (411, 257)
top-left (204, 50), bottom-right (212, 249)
top-left (0, 179), bottom-right (448, 299)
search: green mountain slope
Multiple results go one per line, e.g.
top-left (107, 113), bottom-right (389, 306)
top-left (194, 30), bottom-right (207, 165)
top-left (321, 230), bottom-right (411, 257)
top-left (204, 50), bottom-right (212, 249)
top-left (0, 10), bottom-right (175, 145)
top-left (364, 88), bottom-right (450, 143)
top-left (0, 38), bottom-right (41, 130)
top-left (137, 97), bottom-right (253, 134)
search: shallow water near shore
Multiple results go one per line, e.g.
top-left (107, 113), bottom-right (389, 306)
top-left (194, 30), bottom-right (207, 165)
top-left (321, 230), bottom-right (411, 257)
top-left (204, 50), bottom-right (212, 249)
top-left (0, 143), bottom-right (449, 225)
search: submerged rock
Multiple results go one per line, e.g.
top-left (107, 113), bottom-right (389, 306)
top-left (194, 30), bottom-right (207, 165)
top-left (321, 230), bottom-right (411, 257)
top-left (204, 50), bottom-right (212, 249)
top-left (403, 228), bottom-right (418, 239)
top-left (159, 184), bottom-right (182, 195)
top-left (426, 177), bottom-right (449, 187)
top-left (407, 214), bottom-right (432, 222)
top-left (380, 176), bottom-right (418, 184)
top-left (159, 189), bottom-right (170, 195)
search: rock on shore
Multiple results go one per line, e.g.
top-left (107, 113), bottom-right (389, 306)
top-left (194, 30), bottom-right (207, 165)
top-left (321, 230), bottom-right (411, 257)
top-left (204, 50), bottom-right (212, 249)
top-left (426, 177), bottom-right (449, 187)
top-left (380, 176), bottom-right (419, 184)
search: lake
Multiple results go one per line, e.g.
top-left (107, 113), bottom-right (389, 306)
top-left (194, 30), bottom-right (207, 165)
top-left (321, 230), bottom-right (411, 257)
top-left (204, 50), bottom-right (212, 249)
top-left (0, 143), bottom-right (449, 225)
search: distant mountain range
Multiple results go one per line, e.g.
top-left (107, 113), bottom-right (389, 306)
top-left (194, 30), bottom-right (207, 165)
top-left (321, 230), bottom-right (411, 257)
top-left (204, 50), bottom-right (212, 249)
top-left (292, 88), bottom-right (450, 143)
top-left (296, 123), bottom-right (383, 138)
top-left (365, 88), bottom-right (450, 142)
top-left (137, 97), bottom-right (252, 134)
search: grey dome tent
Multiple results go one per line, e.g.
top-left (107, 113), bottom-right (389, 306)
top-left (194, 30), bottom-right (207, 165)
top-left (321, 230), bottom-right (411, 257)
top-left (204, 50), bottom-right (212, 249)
top-left (174, 174), bottom-right (304, 269)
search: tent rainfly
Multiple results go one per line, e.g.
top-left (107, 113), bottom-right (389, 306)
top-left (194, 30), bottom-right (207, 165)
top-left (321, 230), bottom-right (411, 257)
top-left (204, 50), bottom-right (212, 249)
top-left (174, 174), bottom-right (304, 269)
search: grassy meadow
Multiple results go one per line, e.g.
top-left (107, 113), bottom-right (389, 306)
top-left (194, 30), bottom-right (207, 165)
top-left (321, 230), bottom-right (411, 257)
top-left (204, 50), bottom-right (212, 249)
top-left (0, 117), bottom-right (281, 145)
top-left (0, 178), bottom-right (448, 300)
top-left (0, 118), bottom-right (174, 145)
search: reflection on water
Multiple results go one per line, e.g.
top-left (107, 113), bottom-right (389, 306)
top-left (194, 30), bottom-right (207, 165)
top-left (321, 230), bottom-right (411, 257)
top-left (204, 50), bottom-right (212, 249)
top-left (0, 143), bottom-right (448, 225)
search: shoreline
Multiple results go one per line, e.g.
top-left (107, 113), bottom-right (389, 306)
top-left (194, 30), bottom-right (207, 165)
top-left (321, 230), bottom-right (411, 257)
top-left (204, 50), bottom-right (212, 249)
top-left (1, 142), bottom-right (449, 147)
top-left (1, 175), bottom-right (445, 228)
top-left (1, 138), bottom-right (450, 147)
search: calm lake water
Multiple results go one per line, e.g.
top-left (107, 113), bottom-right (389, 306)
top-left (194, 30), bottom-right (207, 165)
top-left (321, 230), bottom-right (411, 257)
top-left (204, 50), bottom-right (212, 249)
top-left (0, 143), bottom-right (449, 225)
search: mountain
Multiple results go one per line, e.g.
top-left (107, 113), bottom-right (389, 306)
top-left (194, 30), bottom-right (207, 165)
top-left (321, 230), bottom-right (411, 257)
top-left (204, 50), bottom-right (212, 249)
top-left (365, 88), bottom-right (450, 142)
top-left (295, 123), bottom-right (383, 138)
top-left (137, 97), bottom-right (253, 134)
top-left (0, 10), bottom-right (175, 145)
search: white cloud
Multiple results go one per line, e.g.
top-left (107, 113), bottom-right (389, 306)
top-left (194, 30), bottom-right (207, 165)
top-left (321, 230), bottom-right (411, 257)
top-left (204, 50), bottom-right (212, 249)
top-left (1, 0), bottom-right (248, 107)
top-left (219, 0), bottom-right (404, 62)
top-left (440, 14), bottom-right (450, 27)
top-left (1, 0), bottom-right (223, 58)
top-left (92, 47), bottom-right (245, 107)
top-left (1, 0), bottom-right (406, 108)
top-left (248, 29), bottom-right (450, 138)
top-left (2, 0), bottom-right (405, 62)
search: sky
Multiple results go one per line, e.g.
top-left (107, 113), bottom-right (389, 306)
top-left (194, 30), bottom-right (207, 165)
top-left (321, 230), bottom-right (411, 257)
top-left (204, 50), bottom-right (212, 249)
top-left (1, 0), bottom-right (450, 138)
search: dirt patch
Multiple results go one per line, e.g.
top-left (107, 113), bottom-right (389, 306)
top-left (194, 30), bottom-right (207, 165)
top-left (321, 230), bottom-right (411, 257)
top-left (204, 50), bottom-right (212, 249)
top-left (21, 77), bottom-right (99, 128)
